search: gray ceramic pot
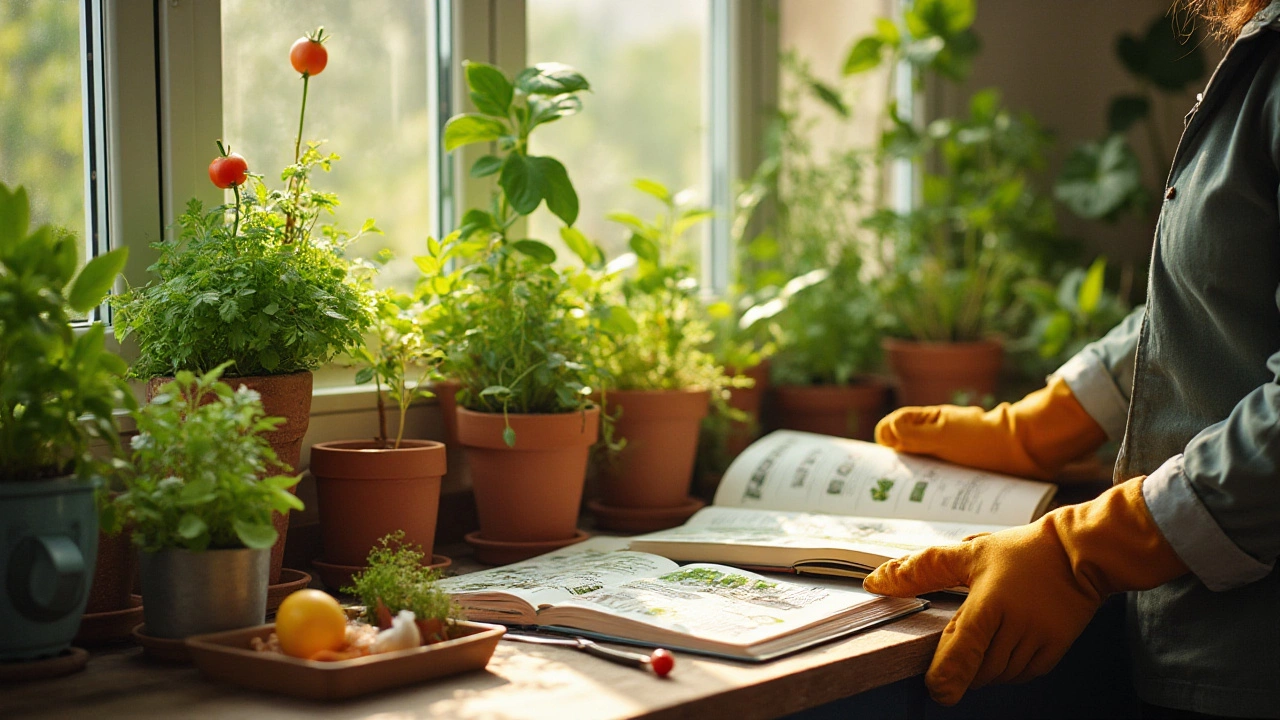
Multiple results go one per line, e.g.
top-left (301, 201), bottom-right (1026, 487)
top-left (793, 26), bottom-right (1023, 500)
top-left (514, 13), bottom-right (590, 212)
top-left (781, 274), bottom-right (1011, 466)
top-left (0, 476), bottom-right (99, 661)
top-left (138, 547), bottom-right (269, 639)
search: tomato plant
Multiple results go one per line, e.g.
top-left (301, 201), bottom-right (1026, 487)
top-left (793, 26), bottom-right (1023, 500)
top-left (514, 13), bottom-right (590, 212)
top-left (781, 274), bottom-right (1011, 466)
top-left (290, 27), bottom-right (328, 77)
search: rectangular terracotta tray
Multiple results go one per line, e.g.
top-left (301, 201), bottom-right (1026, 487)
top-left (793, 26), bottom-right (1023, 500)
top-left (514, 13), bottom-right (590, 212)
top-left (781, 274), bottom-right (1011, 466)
top-left (185, 620), bottom-right (505, 700)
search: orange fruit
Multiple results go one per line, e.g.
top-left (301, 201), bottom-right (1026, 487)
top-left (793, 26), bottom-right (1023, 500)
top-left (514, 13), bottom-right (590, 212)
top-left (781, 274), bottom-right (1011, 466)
top-left (274, 589), bottom-right (347, 659)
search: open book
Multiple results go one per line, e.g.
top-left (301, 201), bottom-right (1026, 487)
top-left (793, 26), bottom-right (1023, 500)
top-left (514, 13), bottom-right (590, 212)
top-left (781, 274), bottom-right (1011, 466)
top-left (437, 537), bottom-right (925, 662)
top-left (628, 430), bottom-right (1057, 580)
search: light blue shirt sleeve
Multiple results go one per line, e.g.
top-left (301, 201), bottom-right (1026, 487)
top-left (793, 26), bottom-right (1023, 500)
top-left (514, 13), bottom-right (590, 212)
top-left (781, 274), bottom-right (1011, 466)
top-left (1052, 306), bottom-right (1144, 441)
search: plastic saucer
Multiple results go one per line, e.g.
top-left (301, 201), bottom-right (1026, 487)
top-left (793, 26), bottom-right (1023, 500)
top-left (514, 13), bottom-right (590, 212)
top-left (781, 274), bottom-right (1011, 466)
top-left (463, 530), bottom-right (590, 565)
top-left (588, 497), bottom-right (705, 533)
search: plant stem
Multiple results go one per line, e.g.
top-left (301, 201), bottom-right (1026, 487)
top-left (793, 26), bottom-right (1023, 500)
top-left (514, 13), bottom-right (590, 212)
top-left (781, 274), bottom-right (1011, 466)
top-left (285, 74), bottom-right (312, 244)
top-left (375, 374), bottom-right (388, 446)
top-left (295, 74), bottom-right (310, 164)
top-left (232, 183), bottom-right (241, 237)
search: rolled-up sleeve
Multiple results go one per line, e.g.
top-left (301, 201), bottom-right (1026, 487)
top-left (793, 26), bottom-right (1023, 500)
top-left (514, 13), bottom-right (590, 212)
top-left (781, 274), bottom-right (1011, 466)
top-left (1053, 307), bottom-right (1145, 441)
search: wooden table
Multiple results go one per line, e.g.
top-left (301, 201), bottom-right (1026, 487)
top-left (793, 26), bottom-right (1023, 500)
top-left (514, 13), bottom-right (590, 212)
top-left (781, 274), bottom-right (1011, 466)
top-left (0, 545), bottom-right (957, 720)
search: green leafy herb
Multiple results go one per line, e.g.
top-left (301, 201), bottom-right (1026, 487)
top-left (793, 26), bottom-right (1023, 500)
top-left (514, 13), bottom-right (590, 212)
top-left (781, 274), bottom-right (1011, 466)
top-left (110, 363), bottom-right (303, 551)
top-left (343, 531), bottom-right (460, 628)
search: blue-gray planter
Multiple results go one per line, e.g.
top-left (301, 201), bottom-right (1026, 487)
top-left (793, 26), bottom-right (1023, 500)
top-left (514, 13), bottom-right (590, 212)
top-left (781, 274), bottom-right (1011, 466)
top-left (0, 477), bottom-right (99, 661)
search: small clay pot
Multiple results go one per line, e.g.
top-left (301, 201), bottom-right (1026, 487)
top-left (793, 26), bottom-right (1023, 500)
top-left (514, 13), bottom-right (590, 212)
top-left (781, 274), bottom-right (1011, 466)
top-left (882, 338), bottom-right (1003, 408)
top-left (458, 406), bottom-right (599, 543)
top-left (601, 389), bottom-right (711, 509)
top-left (147, 371), bottom-right (313, 585)
top-left (84, 528), bottom-right (136, 615)
top-left (310, 439), bottom-right (447, 567)
top-left (724, 361), bottom-right (770, 459)
top-left (774, 379), bottom-right (889, 441)
top-left (431, 380), bottom-right (461, 447)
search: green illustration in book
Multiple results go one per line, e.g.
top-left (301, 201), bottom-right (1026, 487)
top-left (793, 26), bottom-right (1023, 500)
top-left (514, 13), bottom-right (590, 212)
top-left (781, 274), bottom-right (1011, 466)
top-left (870, 478), bottom-right (895, 502)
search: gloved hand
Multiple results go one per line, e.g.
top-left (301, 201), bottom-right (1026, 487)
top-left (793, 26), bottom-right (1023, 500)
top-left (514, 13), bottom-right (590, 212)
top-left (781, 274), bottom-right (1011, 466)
top-left (863, 476), bottom-right (1187, 706)
top-left (875, 376), bottom-right (1107, 480)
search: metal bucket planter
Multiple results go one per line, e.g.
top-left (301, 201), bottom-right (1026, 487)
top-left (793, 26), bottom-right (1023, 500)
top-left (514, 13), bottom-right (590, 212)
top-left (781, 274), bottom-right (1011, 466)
top-left (0, 477), bottom-right (99, 661)
top-left (138, 547), bottom-right (269, 639)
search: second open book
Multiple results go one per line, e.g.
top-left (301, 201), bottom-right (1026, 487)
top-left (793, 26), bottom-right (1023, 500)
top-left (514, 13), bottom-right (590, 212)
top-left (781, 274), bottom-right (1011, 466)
top-left (630, 430), bottom-right (1058, 579)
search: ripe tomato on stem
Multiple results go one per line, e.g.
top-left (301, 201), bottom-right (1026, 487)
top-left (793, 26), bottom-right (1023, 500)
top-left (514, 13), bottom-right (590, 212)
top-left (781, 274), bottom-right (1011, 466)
top-left (208, 140), bottom-right (248, 189)
top-left (290, 27), bottom-right (329, 77)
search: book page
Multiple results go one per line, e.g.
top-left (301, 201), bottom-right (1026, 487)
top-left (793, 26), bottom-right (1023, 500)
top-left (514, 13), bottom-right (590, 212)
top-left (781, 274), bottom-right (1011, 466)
top-left (438, 537), bottom-right (677, 607)
top-left (714, 431), bottom-right (1056, 526)
top-left (633, 506), bottom-right (1007, 559)
top-left (539, 563), bottom-right (888, 649)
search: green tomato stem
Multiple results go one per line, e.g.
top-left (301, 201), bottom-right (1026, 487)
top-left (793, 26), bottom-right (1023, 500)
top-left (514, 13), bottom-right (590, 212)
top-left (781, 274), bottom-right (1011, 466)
top-left (232, 183), bottom-right (241, 237)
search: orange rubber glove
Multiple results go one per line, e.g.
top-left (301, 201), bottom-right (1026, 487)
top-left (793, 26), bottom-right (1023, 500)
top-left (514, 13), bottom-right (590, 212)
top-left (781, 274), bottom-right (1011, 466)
top-left (875, 376), bottom-right (1107, 480)
top-left (863, 477), bottom-right (1188, 706)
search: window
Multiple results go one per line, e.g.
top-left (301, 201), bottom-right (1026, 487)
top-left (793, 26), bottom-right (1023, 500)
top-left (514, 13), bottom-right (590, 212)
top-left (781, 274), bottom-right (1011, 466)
top-left (220, 0), bottom-right (438, 288)
top-left (0, 0), bottom-right (106, 315)
top-left (526, 0), bottom-right (711, 269)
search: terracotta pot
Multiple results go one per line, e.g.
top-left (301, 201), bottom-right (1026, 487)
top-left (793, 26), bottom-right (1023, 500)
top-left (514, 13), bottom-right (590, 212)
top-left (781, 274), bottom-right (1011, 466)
top-left (84, 529), bottom-right (136, 615)
top-left (431, 380), bottom-right (461, 447)
top-left (310, 440), bottom-right (447, 567)
top-left (147, 371), bottom-right (312, 584)
top-left (724, 361), bottom-right (770, 459)
top-left (458, 406), bottom-right (599, 543)
top-left (775, 379), bottom-right (889, 441)
top-left (601, 389), bottom-right (711, 509)
top-left (882, 338), bottom-right (1003, 407)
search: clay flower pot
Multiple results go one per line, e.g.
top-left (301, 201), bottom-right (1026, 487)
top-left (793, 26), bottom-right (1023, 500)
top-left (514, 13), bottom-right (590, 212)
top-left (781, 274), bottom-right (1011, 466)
top-left (775, 379), bottom-right (889, 441)
top-left (148, 371), bottom-right (312, 584)
top-left (882, 338), bottom-right (1003, 407)
top-left (310, 439), bottom-right (447, 567)
top-left (431, 380), bottom-right (461, 447)
top-left (724, 360), bottom-right (770, 459)
top-left (458, 406), bottom-right (599, 544)
top-left (601, 389), bottom-right (711, 509)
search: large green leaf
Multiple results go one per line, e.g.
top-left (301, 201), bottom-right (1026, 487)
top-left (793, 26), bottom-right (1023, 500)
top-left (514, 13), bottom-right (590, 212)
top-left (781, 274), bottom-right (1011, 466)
top-left (1116, 17), bottom-right (1206, 92)
top-left (67, 247), bottom-right (128, 313)
top-left (443, 114), bottom-right (507, 152)
top-left (534, 156), bottom-right (578, 226)
top-left (512, 239), bottom-right (557, 264)
top-left (1054, 135), bottom-right (1143, 220)
top-left (0, 183), bottom-right (30, 248)
top-left (1108, 95), bottom-right (1151, 133)
top-left (500, 153), bottom-right (544, 215)
top-left (465, 61), bottom-right (513, 116)
top-left (515, 63), bottom-right (590, 95)
top-left (632, 178), bottom-right (671, 204)
top-left (233, 519), bottom-right (278, 550)
top-left (470, 155), bottom-right (504, 178)
top-left (560, 226), bottom-right (604, 269)
top-left (842, 37), bottom-right (884, 76)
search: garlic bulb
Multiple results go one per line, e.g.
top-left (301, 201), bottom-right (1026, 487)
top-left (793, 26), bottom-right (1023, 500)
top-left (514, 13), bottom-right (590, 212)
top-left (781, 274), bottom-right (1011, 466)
top-left (371, 610), bottom-right (422, 654)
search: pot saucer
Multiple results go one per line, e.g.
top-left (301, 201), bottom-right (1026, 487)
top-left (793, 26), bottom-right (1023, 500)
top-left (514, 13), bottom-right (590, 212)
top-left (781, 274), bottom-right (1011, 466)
top-left (588, 497), bottom-right (705, 533)
top-left (311, 555), bottom-right (452, 591)
top-left (265, 568), bottom-right (312, 613)
top-left (0, 647), bottom-right (89, 682)
top-left (464, 530), bottom-right (590, 566)
top-left (75, 595), bottom-right (144, 646)
top-left (131, 623), bottom-right (193, 664)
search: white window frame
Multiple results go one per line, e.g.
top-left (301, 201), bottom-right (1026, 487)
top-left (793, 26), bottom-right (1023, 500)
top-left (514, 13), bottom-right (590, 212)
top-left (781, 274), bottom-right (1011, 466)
top-left (97, 0), bottom-right (765, 400)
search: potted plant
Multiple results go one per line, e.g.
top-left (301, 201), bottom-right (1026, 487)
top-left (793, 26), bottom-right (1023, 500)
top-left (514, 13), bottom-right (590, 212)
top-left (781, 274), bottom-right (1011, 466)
top-left (114, 28), bottom-right (375, 584)
top-left (770, 252), bottom-right (890, 441)
top-left (588, 180), bottom-right (732, 531)
top-left (110, 365), bottom-right (303, 640)
top-left (425, 61), bottom-right (605, 564)
top-left (309, 283), bottom-right (449, 589)
top-left (0, 183), bottom-right (130, 662)
top-left (846, 0), bottom-right (1065, 406)
top-left (344, 531), bottom-right (461, 644)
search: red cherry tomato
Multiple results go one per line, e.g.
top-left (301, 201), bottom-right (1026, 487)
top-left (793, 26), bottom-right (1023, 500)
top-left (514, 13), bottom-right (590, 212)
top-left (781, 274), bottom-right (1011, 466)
top-left (649, 648), bottom-right (675, 678)
top-left (208, 153), bottom-right (248, 189)
top-left (290, 37), bottom-right (328, 77)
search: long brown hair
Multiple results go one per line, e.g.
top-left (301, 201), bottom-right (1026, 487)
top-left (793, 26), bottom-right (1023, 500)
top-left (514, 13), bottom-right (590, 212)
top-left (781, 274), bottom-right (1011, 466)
top-left (1180, 0), bottom-right (1271, 41)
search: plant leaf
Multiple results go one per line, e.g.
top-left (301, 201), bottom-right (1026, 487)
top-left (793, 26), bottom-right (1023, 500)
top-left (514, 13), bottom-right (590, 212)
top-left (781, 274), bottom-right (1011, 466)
top-left (177, 513), bottom-right (207, 540)
top-left (843, 36), bottom-right (884, 76)
top-left (67, 247), bottom-right (128, 313)
top-left (500, 153), bottom-right (544, 215)
top-left (233, 519), bottom-right (278, 550)
top-left (1107, 95), bottom-right (1150, 134)
top-left (632, 178), bottom-right (671, 204)
top-left (560, 226), bottom-right (604, 268)
top-left (512, 239), bottom-right (557, 264)
top-left (515, 63), bottom-right (590, 95)
top-left (470, 155), bottom-right (504, 178)
top-left (533, 156), bottom-right (578, 226)
top-left (1077, 257), bottom-right (1107, 315)
top-left (465, 61), bottom-right (513, 115)
top-left (443, 114), bottom-right (506, 152)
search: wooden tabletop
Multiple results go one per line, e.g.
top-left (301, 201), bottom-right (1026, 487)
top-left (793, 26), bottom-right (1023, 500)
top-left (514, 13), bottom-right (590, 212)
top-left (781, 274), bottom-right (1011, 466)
top-left (1, 545), bottom-right (957, 720)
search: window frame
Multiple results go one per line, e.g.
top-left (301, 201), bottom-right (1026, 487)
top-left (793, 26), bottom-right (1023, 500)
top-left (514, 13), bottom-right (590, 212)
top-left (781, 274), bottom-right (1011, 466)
top-left (97, 0), bottom-right (773, 398)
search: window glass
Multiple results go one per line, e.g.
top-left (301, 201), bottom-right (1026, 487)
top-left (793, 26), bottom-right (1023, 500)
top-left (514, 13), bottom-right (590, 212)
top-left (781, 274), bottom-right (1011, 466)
top-left (526, 0), bottom-right (709, 268)
top-left (0, 1), bottom-right (90, 264)
top-left (221, 0), bottom-right (435, 288)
